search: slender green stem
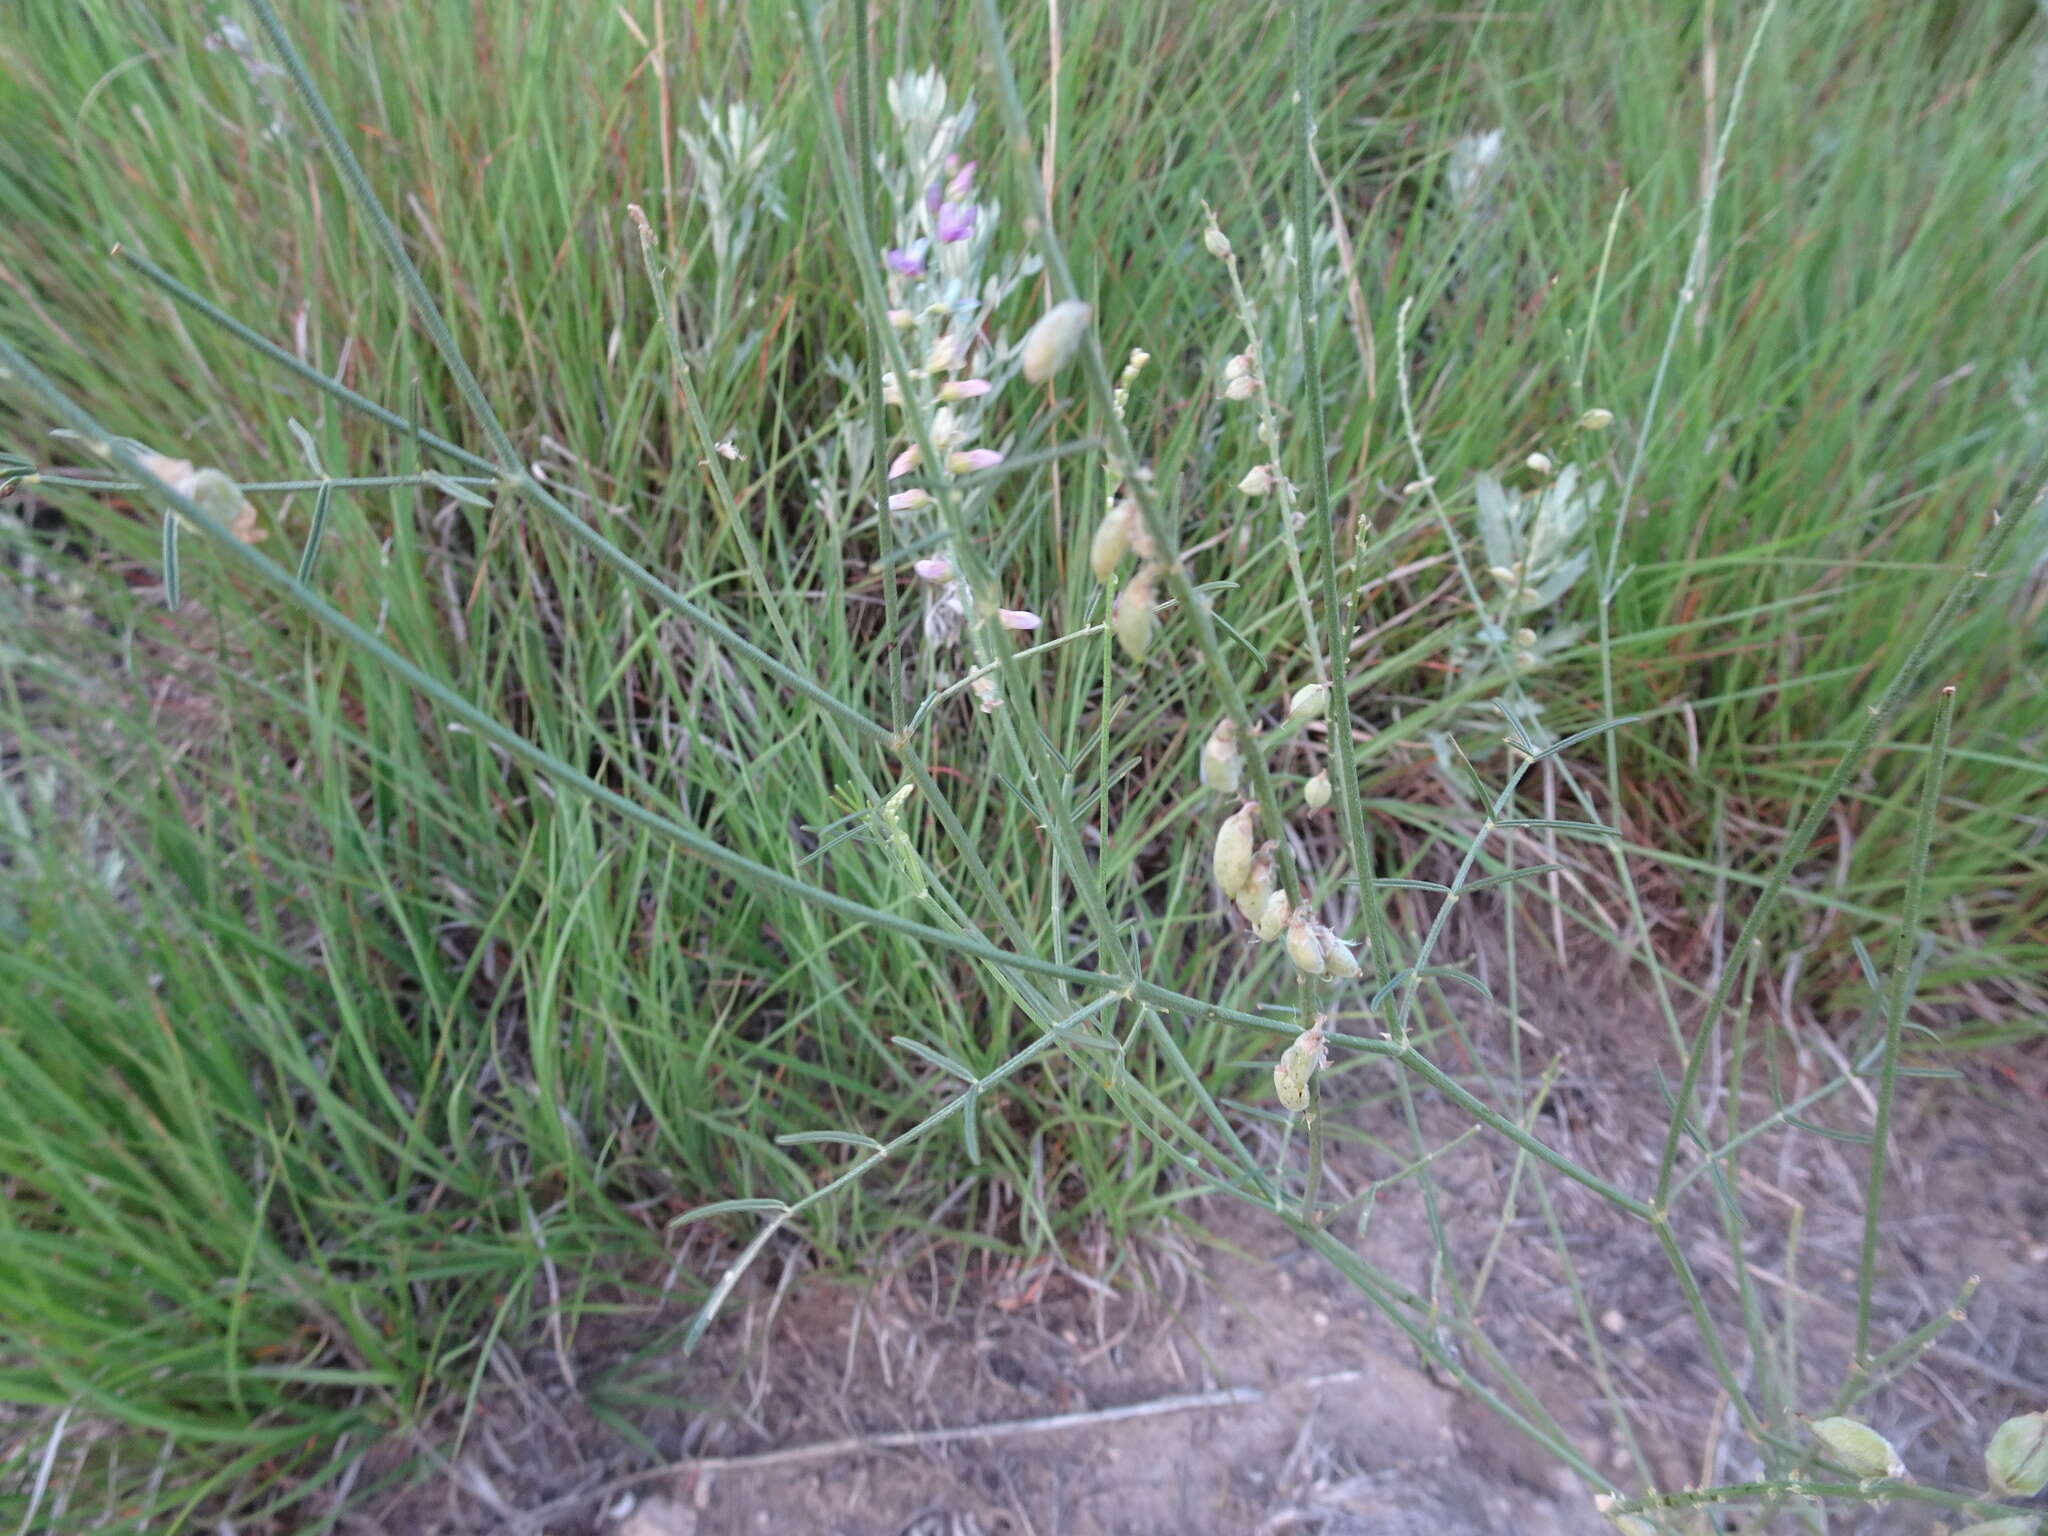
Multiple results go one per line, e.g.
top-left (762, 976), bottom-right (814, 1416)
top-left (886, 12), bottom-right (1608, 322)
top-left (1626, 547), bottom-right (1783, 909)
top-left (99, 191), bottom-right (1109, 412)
top-left (1289, 0), bottom-right (1397, 991)
top-left (1854, 684), bottom-right (1955, 1366)
top-left (848, 0), bottom-right (901, 725)
top-left (33, 472), bottom-right (495, 493)
top-left (0, 336), bottom-right (1283, 1039)
top-left (240, 0), bottom-right (893, 749)
top-left (1652, 505), bottom-right (2025, 1208)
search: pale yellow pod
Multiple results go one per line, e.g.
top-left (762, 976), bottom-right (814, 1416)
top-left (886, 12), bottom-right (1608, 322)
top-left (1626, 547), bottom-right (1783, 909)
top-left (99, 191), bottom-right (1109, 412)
top-left (1285, 914), bottom-right (1326, 976)
top-left (1211, 802), bottom-right (1258, 897)
top-left (1113, 564), bottom-right (1157, 661)
top-left (1199, 717), bottom-right (1243, 795)
top-left (1089, 501), bottom-right (1133, 582)
top-left (1255, 889), bottom-right (1290, 942)
top-left (1232, 842), bottom-right (1275, 923)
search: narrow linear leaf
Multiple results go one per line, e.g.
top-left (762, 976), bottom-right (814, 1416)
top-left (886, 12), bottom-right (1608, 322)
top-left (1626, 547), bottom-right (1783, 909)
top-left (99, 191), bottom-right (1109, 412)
top-left (890, 1036), bottom-right (977, 1082)
top-left (296, 480), bottom-right (333, 587)
top-left (670, 1198), bottom-right (789, 1228)
top-left (774, 1131), bottom-right (885, 1151)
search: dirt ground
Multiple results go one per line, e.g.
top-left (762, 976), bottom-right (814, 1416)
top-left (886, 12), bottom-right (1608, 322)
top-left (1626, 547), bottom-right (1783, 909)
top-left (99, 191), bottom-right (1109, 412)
top-left (330, 943), bottom-right (2048, 1536)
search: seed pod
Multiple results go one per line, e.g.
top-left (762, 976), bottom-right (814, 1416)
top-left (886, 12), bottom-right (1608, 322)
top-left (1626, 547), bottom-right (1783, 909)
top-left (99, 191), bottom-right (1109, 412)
top-left (1089, 501), bottom-right (1133, 581)
top-left (1809, 1417), bottom-right (1905, 1481)
top-left (1303, 770), bottom-right (1331, 810)
top-left (186, 467), bottom-right (266, 544)
top-left (1223, 374), bottom-right (1260, 401)
top-left (1113, 564), bottom-right (1158, 661)
top-left (1577, 407), bottom-right (1614, 431)
top-left (1526, 452), bottom-right (1553, 476)
top-left (1288, 682), bottom-right (1329, 721)
top-left (1200, 718), bottom-right (1244, 795)
top-left (1272, 1022), bottom-right (1327, 1113)
top-left (1285, 913), bottom-right (1326, 976)
top-left (1211, 802), bottom-right (1258, 898)
top-left (1255, 889), bottom-right (1290, 941)
top-left (1204, 226), bottom-right (1233, 260)
top-left (1233, 842), bottom-right (1276, 923)
top-left (1020, 299), bottom-right (1092, 385)
top-left (1986, 1410), bottom-right (2048, 1497)
top-left (1237, 463), bottom-right (1276, 496)
top-left (1321, 928), bottom-right (1361, 979)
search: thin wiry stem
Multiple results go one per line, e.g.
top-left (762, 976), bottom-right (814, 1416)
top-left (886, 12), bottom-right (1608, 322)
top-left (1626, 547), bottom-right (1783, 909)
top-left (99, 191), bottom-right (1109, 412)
top-left (849, 0), bottom-right (902, 726)
top-left (1288, 0), bottom-right (1398, 995)
top-left (240, 0), bottom-right (893, 750)
top-left (1854, 684), bottom-right (1955, 1367)
top-left (1653, 504), bottom-right (2029, 1208)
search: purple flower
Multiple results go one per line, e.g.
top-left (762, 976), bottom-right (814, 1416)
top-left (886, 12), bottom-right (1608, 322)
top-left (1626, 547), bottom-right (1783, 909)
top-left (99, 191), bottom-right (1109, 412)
top-left (936, 202), bottom-right (978, 244)
top-left (925, 180), bottom-right (944, 216)
top-left (946, 160), bottom-right (977, 201)
top-left (885, 239), bottom-right (928, 277)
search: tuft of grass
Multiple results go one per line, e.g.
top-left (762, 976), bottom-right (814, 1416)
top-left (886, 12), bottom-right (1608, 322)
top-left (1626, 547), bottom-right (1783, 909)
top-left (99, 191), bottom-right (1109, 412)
top-left (1, 0), bottom-right (2044, 1528)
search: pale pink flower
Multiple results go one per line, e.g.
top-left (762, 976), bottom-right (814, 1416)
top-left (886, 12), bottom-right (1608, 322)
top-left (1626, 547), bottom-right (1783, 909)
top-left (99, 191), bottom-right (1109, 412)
top-left (913, 557), bottom-right (953, 582)
top-left (997, 608), bottom-right (1043, 632)
top-left (948, 449), bottom-right (1004, 474)
top-left (938, 378), bottom-right (993, 402)
top-left (887, 445), bottom-right (922, 479)
top-left (888, 488), bottom-right (932, 511)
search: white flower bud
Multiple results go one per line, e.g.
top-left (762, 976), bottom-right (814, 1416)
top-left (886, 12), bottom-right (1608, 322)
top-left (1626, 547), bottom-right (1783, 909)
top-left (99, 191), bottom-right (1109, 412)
top-left (1255, 889), bottom-right (1290, 942)
top-left (1285, 913), bottom-right (1326, 976)
top-left (1526, 452), bottom-right (1553, 476)
top-left (1199, 718), bottom-right (1244, 794)
top-left (1113, 564), bottom-right (1157, 661)
top-left (1577, 407), bottom-right (1614, 431)
top-left (1237, 464), bottom-right (1276, 496)
top-left (1211, 802), bottom-right (1258, 897)
top-left (1203, 226), bottom-right (1232, 260)
top-left (1288, 682), bottom-right (1329, 720)
top-left (1223, 374), bottom-right (1260, 401)
top-left (1090, 501), bottom-right (1134, 582)
top-left (1020, 300), bottom-right (1092, 385)
top-left (1223, 352), bottom-right (1253, 382)
top-left (1303, 770), bottom-right (1331, 810)
top-left (1513, 627), bottom-right (1537, 648)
